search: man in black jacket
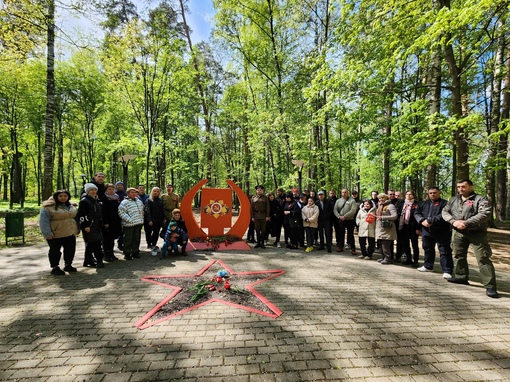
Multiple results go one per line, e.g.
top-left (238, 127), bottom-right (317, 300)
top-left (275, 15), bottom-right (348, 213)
top-left (316, 190), bottom-right (334, 253)
top-left (414, 187), bottom-right (453, 278)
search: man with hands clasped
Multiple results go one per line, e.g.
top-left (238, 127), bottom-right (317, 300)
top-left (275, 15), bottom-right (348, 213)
top-left (442, 179), bottom-right (498, 298)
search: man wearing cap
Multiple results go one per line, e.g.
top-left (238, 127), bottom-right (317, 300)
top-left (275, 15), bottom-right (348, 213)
top-left (251, 185), bottom-right (270, 248)
top-left (316, 190), bottom-right (334, 252)
top-left (162, 184), bottom-right (180, 222)
top-left (115, 181), bottom-right (127, 201)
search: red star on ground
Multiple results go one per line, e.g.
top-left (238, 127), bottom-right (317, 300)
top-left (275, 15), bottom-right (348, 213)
top-left (135, 260), bottom-right (285, 329)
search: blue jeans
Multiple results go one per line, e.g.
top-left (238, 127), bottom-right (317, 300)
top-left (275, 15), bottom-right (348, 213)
top-left (161, 241), bottom-right (178, 257)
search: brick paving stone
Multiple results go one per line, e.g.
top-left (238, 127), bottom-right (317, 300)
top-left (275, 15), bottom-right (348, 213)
top-left (298, 369), bottom-right (326, 380)
top-left (4, 240), bottom-right (510, 381)
top-left (101, 372), bottom-right (132, 382)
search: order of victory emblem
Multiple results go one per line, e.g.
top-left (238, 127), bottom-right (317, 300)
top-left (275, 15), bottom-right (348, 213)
top-left (203, 199), bottom-right (230, 218)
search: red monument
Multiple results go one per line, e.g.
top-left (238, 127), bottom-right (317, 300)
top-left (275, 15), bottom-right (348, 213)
top-left (180, 180), bottom-right (251, 251)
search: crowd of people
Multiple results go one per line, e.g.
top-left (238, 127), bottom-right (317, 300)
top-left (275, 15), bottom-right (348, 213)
top-left (249, 180), bottom-right (499, 298)
top-left (38, 174), bottom-right (499, 298)
top-left (39, 172), bottom-right (188, 275)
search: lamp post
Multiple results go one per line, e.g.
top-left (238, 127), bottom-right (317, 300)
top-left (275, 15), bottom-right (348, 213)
top-left (291, 159), bottom-right (305, 194)
top-left (117, 154), bottom-right (136, 187)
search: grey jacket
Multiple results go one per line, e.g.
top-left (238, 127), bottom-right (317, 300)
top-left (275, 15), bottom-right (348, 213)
top-left (442, 193), bottom-right (491, 231)
top-left (333, 197), bottom-right (358, 220)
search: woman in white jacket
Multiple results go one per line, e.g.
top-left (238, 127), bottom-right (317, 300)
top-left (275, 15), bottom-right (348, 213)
top-left (356, 200), bottom-right (376, 260)
top-left (301, 198), bottom-right (319, 253)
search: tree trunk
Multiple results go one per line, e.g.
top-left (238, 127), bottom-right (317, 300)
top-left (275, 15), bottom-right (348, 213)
top-left (43, 0), bottom-right (55, 200)
top-left (424, 43), bottom-right (442, 195)
top-left (440, 0), bottom-right (469, 181)
top-left (488, 23), bottom-right (505, 221)
top-left (382, 78), bottom-right (394, 192)
top-left (503, 42), bottom-right (510, 218)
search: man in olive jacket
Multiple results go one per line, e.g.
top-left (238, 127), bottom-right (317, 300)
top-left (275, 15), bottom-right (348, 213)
top-left (251, 185), bottom-right (270, 249)
top-left (442, 179), bottom-right (498, 298)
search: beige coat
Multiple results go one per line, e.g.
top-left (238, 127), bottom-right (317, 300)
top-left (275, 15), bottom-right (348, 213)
top-left (39, 198), bottom-right (79, 239)
top-left (356, 206), bottom-right (376, 238)
top-left (375, 201), bottom-right (397, 240)
top-left (301, 204), bottom-right (319, 228)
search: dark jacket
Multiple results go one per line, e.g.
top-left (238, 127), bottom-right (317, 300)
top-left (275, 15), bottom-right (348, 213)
top-left (144, 197), bottom-right (165, 223)
top-left (100, 194), bottom-right (122, 238)
top-left (396, 200), bottom-right (420, 231)
top-left (268, 198), bottom-right (281, 236)
top-left (77, 195), bottom-right (103, 243)
top-left (414, 198), bottom-right (451, 236)
top-left (283, 200), bottom-right (301, 228)
top-left (172, 217), bottom-right (188, 234)
top-left (316, 198), bottom-right (334, 222)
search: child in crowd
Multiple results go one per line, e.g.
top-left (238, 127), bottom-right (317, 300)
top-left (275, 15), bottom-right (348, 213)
top-left (356, 199), bottom-right (376, 260)
top-left (171, 209), bottom-right (188, 256)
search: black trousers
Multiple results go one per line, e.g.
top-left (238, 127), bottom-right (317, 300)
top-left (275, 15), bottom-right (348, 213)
top-left (317, 220), bottom-right (332, 249)
top-left (47, 235), bottom-right (76, 268)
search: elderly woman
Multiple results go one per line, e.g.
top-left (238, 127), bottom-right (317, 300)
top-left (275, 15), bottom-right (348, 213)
top-left (375, 193), bottom-right (398, 264)
top-left (39, 189), bottom-right (79, 275)
top-left (77, 183), bottom-right (104, 268)
top-left (118, 187), bottom-right (145, 260)
top-left (301, 197), bottom-right (319, 253)
top-left (100, 183), bottom-right (122, 262)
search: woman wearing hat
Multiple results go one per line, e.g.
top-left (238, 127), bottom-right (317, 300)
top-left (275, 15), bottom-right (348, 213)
top-left (77, 183), bottom-right (105, 268)
top-left (375, 193), bottom-right (398, 264)
top-left (39, 189), bottom-right (80, 275)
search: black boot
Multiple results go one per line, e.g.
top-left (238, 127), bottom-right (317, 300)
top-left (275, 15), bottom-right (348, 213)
top-left (83, 253), bottom-right (97, 268)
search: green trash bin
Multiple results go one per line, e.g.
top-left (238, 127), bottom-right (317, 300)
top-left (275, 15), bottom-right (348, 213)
top-left (5, 212), bottom-right (25, 245)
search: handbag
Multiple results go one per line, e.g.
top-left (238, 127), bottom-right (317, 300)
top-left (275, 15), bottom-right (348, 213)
top-left (382, 220), bottom-right (393, 229)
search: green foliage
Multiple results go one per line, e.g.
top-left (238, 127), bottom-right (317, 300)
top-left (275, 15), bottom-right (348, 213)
top-left (0, 0), bottom-right (509, 222)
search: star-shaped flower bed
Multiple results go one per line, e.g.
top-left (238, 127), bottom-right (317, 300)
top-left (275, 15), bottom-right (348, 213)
top-left (135, 260), bottom-right (285, 330)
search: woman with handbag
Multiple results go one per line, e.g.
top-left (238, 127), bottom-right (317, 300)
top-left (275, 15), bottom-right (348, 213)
top-left (375, 193), bottom-right (397, 264)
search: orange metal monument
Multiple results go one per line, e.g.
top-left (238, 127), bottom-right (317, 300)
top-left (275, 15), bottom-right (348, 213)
top-left (179, 180), bottom-right (251, 251)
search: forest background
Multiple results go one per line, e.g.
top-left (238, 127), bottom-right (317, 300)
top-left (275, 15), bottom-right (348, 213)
top-left (1, 0), bottom-right (510, 223)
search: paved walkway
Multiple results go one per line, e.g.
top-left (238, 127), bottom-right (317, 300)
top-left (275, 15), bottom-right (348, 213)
top-left (2, 236), bottom-right (510, 382)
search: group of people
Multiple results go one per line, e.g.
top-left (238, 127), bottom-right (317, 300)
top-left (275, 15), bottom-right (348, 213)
top-left (250, 179), bottom-right (499, 298)
top-left (39, 172), bottom-right (189, 276)
top-left (38, 174), bottom-right (498, 298)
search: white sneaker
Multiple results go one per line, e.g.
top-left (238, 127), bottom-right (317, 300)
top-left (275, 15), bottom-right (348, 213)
top-left (417, 266), bottom-right (433, 272)
top-left (443, 273), bottom-right (452, 279)
top-left (276, 243), bottom-right (281, 248)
